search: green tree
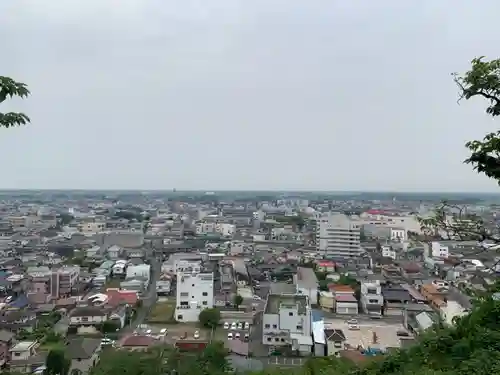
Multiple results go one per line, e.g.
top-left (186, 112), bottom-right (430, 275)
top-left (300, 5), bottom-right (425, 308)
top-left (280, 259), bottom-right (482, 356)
top-left (0, 76), bottom-right (30, 128)
top-left (100, 320), bottom-right (121, 334)
top-left (233, 294), bottom-right (243, 308)
top-left (420, 57), bottom-right (500, 243)
top-left (198, 307), bottom-right (220, 329)
top-left (45, 348), bottom-right (70, 375)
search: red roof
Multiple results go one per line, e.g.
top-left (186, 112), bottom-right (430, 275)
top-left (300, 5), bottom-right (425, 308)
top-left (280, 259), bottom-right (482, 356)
top-left (318, 261), bottom-right (335, 267)
top-left (367, 209), bottom-right (385, 215)
top-left (120, 335), bottom-right (157, 347)
top-left (335, 294), bottom-right (357, 303)
top-left (106, 288), bottom-right (138, 306)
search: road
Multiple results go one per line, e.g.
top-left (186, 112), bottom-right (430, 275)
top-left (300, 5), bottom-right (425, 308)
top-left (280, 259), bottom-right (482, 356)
top-left (124, 240), bottom-right (161, 332)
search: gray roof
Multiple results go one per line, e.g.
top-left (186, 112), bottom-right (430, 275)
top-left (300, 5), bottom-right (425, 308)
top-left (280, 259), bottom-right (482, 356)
top-left (296, 267), bottom-right (318, 287)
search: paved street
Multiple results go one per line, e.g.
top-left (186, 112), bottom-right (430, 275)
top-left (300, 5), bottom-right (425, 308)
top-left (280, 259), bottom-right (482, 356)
top-left (124, 240), bottom-right (160, 332)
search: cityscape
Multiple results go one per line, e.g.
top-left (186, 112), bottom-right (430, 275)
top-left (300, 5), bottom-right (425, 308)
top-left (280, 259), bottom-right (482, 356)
top-left (0, 190), bottom-right (497, 372)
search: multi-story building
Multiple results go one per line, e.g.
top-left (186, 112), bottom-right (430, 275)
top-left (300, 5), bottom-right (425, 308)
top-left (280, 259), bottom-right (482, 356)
top-left (77, 222), bottom-right (106, 233)
top-left (175, 270), bottom-right (214, 322)
top-left (262, 294), bottom-right (312, 355)
top-left (28, 266), bottom-right (80, 298)
top-left (430, 241), bottom-right (449, 258)
top-left (360, 281), bottom-right (384, 315)
top-left (317, 213), bottom-right (362, 258)
top-left (51, 266), bottom-right (80, 298)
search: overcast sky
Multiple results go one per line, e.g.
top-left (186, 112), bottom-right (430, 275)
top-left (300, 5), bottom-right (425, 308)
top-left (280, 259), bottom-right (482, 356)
top-left (1, 0), bottom-right (499, 192)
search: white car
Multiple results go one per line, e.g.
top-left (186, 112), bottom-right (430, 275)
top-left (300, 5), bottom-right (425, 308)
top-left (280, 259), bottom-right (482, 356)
top-left (227, 332), bottom-right (233, 340)
top-left (146, 329), bottom-right (152, 335)
top-left (223, 322), bottom-right (230, 329)
top-left (237, 322), bottom-right (243, 330)
top-left (347, 319), bottom-right (358, 325)
top-left (194, 330), bottom-right (200, 339)
top-left (235, 332), bottom-right (240, 339)
top-left (230, 322), bottom-right (237, 330)
top-left (160, 328), bottom-right (168, 335)
top-left (244, 322), bottom-right (250, 330)
top-left (348, 324), bottom-right (360, 330)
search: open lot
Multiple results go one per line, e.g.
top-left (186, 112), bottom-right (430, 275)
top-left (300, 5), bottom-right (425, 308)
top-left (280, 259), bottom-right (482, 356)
top-left (324, 318), bottom-right (410, 349)
top-left (147, 301), bottom-right (175, 323)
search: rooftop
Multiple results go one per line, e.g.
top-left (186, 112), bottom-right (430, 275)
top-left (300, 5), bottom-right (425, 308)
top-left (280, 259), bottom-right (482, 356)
top-left (265, 294), bottom-right (308, 315)
top-left (10, 341), bottom-right (37, 351)
top-left (296, 267), bottom-right (318, 287)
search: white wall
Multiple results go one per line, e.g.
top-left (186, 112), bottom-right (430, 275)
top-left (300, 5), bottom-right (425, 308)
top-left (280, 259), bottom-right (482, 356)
top-left (175, 272), bottom-right (214, 322)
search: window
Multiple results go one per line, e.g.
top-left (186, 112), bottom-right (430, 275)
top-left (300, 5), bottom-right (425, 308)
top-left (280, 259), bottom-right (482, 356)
top-left (180, 292), bottom-right (189, 297)
top-left (281, 338), bottom-right (285, 342)
top-left (177, 315), bottom-right (183, 320)
top-left (202, 301), bottom-right (208, 305)
top-left (202, 292), bottom-right (208, 296)
top-left (296, 325), bottom-right (303, 330)
top-left (265, 324), bottom-right (270, 328)
top-left (272, 324), bottom-right (277, 329)
top-left (180, 301), bottom-right (188, 306)
top-left (267, 337), bottom-right (272, 342)
top-left (192, 284), bottom-right (195, 287)
top-left (289, 312), bottom-right (293, 316)
top-left (82, 317), bottom-right (88, 322)
top-left (275, 338), bottom-right (280, 342)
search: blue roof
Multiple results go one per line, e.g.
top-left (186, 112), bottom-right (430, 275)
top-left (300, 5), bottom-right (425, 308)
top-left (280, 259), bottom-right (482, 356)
top-left (312, 309), bottom-right (323, 322)
top-left (8, 294), bottom-right (29, 309)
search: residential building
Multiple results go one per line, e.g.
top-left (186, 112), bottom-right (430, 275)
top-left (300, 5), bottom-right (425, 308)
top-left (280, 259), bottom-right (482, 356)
top-left (360, 281), bottom-right (383, 315)
top-left (51, 266), bottom-right (80, 298)
top-left (431, 241), bottom-right (449, 258)
top-left (294, 267), bottom-right (318, 305)
top-left (9, 341), bottom-right (37, 361)
top-left (77, 222), bottom-right (106, 233)
top-left (262, 294), bottom-right (312, 355)
top-left (317, 214), bottom-right (362, 258)
top-left (381, 245), bottom-right (396, 260)
top-left (66, 338), bottom-right (101, 374)
top-left (329, 285), bottom-right (358, 315)
top-left (0, 330), bottom-right (14, 367)
top-left (175, 270), bottom-right (214, 322)
top-left (324, 329), bottom-right (346, 357)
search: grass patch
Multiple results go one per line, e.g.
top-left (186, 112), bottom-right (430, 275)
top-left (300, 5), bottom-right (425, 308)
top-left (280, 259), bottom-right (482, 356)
top-left (147, 302), bottom-right (175, 323)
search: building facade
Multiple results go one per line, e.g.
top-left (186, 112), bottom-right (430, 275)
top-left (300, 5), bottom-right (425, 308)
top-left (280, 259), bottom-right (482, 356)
top-left (317, 214), bottom-right (362, 258)
top-left (175, 270), bottom-right (214, 322)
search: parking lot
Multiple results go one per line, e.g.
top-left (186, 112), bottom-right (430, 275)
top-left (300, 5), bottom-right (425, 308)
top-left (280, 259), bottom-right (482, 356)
top-left (266, 357), bottom-right (304, 366)
top-left (324, 319), bottom-right (410, 349)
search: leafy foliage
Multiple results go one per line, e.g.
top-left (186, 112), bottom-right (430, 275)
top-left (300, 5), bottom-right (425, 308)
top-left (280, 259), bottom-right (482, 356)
top-left (198, 307), bottom-right (220, 329)
top-left (453, 57), bottom-right (500, 183)
top-left (45, 348), bottom-right (70, 375)
top-left (0, 76), bottom-right (30, 128)
top-left (233, 294), bottom-right (243, 307)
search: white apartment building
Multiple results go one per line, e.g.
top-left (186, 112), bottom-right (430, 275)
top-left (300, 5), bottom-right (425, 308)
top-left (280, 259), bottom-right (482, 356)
top-left (77, 222), bottom-right (106, 233)
top-left (175, 271), bottom-right (214, 322)
top-left (195, 222), bottom-right (236, 237)
top-left (431, 241), bottom-right (449, 258)
top-left (381, 245), bottom-right (397, 260)
top-left (317, 213), bottom-right (362, 258)
top-left (360, 281), bottom-right (384, 315)
top-left (390, 228), bottom-right (406, 241)
top-left (358, 212), bottom-right (422, 234)
top-left (262, 294), bottom-right (312, 355)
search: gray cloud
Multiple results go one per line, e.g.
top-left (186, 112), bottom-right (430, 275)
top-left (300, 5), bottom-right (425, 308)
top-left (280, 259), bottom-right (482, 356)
top-left (1, 0), bottom-right (499, 191)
